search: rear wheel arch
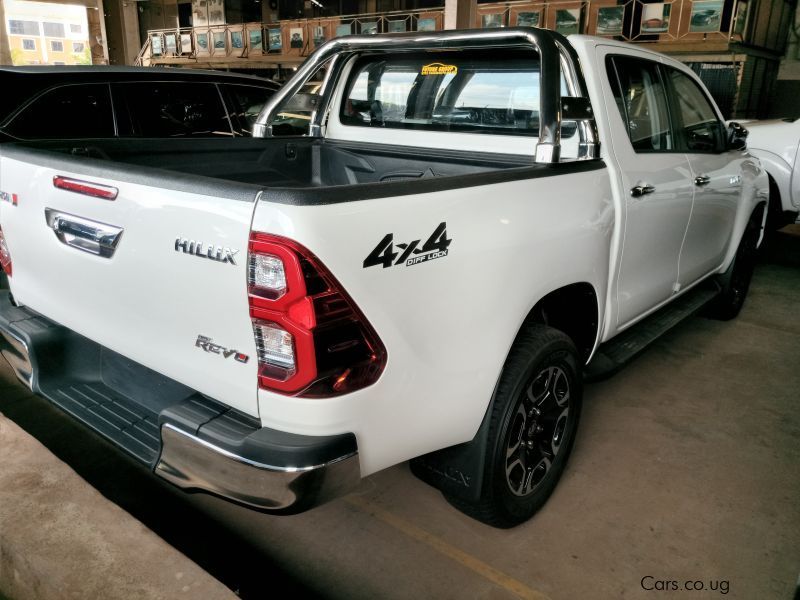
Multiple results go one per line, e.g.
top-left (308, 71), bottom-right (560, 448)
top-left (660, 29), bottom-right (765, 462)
top-left (410, 282), bottom-right (598, 516)
top-left (517, 282), bottom-right (600, 363)
top-left (709, 202), bottom-right (765, 321)
top-left (766, 174), bottom-right (784, 230)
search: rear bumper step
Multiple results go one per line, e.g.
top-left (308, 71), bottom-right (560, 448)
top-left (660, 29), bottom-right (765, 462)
top-left (0, 293), bottom-right (360, 512)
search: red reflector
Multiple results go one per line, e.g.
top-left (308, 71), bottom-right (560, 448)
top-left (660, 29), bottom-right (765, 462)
top-left (287, 297), bottom-right (316, 329)
top-left (0, 226), bottom-right (12, 277)
top-left (53, 176), bottom-right (118, 200)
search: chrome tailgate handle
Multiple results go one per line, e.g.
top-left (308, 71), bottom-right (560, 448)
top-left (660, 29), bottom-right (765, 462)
top-left (630, 184), bottom-right (656, 198)
top-left (694, 175), bottom-right (711, 186)
top-left (45, 209), bottom-right (123, 258)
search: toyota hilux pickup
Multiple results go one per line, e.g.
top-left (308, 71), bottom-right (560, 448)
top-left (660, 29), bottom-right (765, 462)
top-left (0, 28), bottom-right (767, 527)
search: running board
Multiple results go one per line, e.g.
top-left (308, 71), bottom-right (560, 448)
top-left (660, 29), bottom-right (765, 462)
top-left (585, 285), bottom-right (720, 380)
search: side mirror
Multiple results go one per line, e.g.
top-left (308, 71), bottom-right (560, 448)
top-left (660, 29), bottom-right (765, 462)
top-left (727, 121), bottom-right (748, 151)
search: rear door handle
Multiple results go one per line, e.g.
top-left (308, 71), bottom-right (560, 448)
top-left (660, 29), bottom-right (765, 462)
top-left (630, 184), bottom-right (656, 198)
top-left (694, 175), bottom-right (711, 186)
top-left (45, 208), bottom-right (123, 258)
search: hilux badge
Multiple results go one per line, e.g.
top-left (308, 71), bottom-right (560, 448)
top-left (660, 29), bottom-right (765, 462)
top-left (175, 237), bottom-right (238, 265)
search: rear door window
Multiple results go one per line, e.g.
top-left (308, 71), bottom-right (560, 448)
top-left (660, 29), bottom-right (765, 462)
top-left (115, 82), bottom-right (232, 137)
top-left (340, 51), bottom-right (546, 136)
top-left (5, 83), bottom-right (114, 139)
top-left (607, 55), bottom-right (674, 152)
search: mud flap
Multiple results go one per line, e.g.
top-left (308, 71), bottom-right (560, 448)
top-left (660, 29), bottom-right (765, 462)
top-left (409, 387), bottom-right (498, 503)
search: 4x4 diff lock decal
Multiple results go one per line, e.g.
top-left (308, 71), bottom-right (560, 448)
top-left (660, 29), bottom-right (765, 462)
top-left (363, 222), bottom-right (452, 269)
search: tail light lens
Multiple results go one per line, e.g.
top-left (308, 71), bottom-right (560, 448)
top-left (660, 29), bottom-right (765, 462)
top-left (0, 226), bottom-right (12, 277)
top-left (53, 175), bottom-right (118, 200)
top-left (248, 232), bottom-right (386, 398)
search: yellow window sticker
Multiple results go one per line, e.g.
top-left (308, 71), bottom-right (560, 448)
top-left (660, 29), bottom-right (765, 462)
top-left (421, 63), bottom-right (458, 76)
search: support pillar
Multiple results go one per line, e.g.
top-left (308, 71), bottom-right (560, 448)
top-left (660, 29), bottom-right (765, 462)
top-left (88, 0), bottom-right (110, 64)
top-left (103, 0), bottom-right (142, 65)
top-left (456, 0), bottom-right (476, 30)
top-left (444, 0), bottom-right (457, 30)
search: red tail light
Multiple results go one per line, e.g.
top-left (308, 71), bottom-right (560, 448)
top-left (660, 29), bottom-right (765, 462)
top-left (248, 232), bottom-right (386, 398)
top-left (53, 175), bottom-right (118, 200)
top-left (0, 226), bottom-right (12, 277)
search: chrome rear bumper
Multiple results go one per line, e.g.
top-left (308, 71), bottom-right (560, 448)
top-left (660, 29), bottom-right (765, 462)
top-left (156, 423), bottom-right (360, 512)
top-left (0, 292), bottom-right (360, 513)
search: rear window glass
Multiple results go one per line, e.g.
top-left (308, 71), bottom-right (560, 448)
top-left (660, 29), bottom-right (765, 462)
top-left (340, 51), bottom-right (550, 136)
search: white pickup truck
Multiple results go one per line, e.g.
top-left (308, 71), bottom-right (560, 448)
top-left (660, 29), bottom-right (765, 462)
top-left (740, 118), bottom-right (800, 229)
top-left (0, 28), bottom-right (767, 527)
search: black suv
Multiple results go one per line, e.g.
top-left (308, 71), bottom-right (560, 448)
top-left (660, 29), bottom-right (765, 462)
top-left (0, 67), bottom-right (279, 141)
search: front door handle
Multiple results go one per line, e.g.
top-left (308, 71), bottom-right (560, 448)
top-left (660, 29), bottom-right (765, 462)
top-left (45, 208), bottom-right (123, 258)
top-left (630, 184), bottom-right (656, 198)
top-left (694, 175), bottom-right (711, 186)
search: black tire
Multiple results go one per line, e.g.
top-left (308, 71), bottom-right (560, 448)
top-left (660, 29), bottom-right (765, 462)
top-left (448, 325), bottom-right (582, 528)
top-left (708, 212), bottom-right (761, 321)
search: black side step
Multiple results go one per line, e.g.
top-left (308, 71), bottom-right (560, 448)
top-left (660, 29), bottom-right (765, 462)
top-left (585, 284), bottom-right (719, 380)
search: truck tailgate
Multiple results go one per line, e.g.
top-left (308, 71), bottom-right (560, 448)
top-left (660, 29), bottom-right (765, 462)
top-left (0, 148), bottom-right (260, 418)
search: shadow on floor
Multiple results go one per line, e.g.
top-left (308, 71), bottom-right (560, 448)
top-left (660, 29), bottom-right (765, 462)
top-left (0, 385), bottom-right (321, 599)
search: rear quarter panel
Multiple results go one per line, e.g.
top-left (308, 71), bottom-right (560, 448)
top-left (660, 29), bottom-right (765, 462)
top-left (252, 167), bottom-right (613, 476)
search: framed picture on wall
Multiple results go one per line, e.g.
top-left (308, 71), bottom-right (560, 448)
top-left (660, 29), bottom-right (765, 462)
top-left (165, 33), bottom-right (177, 54)
top-left (268, 28), bottom-right (282, 52)
top-left (641, 3), bottom-right (670, 33)
top-left (481, 13), bottom-right (505, 28)
top-left (417, 18), bottom-right (436, 31)
top-left (289, 28), bottom-right (304, 48)
top-left (388, 20), bottom-right (406, 32)
top-left (180, 33), bottom-right (192, 54)
top-left (516, 12), bottom-right (540, 27)
top-left (313, 26), bottom-right (326, 47)
top-left (597, 6), bottom-right (624, 35)
top-left (195, 32), bottom-right (208, 51)
top-left (230, 31), bottom-right (243, 49)
top-left (213, 31), bottom-right (226, 49)
top-left (361, 21), bottom-right (378, 34)
top-left (248, 29), bottom-right (263, 52)
top-left (336, 23), bottom-right (351, 37)
top-left (690, 0), bottom-right (723, 32)
top-left (555, 9), bottom-right (580, 35)
top-left (151, 35), bottom-right (162, 56)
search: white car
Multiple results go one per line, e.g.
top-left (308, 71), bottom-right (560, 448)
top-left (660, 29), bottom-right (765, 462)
top-left (741, 117), bottom-right (800, 228)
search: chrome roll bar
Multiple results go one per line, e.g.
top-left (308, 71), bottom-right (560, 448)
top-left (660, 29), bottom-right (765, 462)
top-left (254, 27), bottom-right (589, 164)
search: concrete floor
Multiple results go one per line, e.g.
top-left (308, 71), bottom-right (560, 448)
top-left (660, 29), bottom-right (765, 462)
top-left (1, 227), bottom-right (798, 600)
